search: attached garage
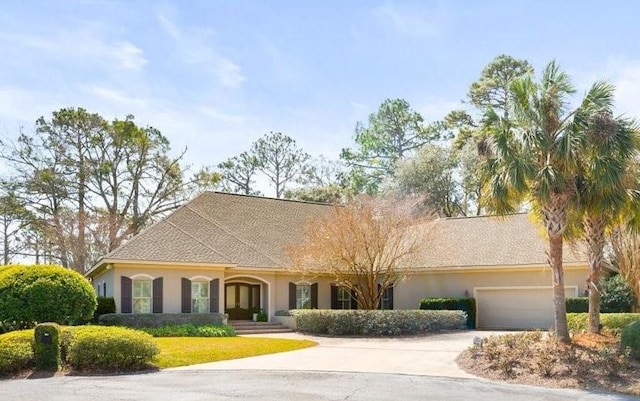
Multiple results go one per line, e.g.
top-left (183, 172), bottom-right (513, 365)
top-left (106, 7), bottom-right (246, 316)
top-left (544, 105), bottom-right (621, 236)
top-left (475, 286), bottom-right (578, 329)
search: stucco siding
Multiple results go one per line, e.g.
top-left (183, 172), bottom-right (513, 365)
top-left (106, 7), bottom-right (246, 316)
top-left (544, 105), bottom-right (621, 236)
top-left (394, 266), bottom-right (588, 310)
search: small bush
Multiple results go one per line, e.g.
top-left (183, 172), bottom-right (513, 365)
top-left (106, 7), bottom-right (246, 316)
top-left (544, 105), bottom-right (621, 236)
top-left (601, 275), bottom-right (636, 313)
top-left (99, 313), bottom-right (226, 328)
top-left (567, 313), bottom-right (640, 333)
top-left (0, 330), bottom-right (34, 374)
top-left (140, 324), bottom-right (235, 337)
top-left (66, 326), bottom-right (159, 371)
top-left (34, 323), bottom-right (61, 370)
top-left (621, 320), bottom-right (640, 359)
top-left (93, 297), bottom-right (116, 321)
top-left (566, 297), bottom-right (588, 313)
top-left (0, 264), bottom-right (97, 331)
top-left (292, 309), bottom-right (465, 336)
top-left (419, 297), bottom-right (476, 329)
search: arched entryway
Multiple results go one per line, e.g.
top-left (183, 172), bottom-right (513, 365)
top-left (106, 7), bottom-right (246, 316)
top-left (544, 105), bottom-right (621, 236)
top-left (224, 275), bottom-right (270, 321)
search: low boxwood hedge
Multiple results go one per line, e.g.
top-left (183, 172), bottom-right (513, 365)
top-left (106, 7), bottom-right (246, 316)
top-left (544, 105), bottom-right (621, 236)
top-left (419, 298), bottom-right (476, 329)
top-left (565, 297), bottom-right (588, 313)
top-left (291, 309), bottom-right (466, 336)
top-left (140, 324), bottom-right (235, 337)
top-left (0, 330), bottom-right (34, 374)
top-left (99, 313), bottom-right (226, 328)
top-left (93, 297), bottom-right (116, 321)
top-left (567, 313), bottom-right (640, 333)
top-left (621, 320), bottom-right (640, 359)
top-left (66, 326), bottom-right (159, 371)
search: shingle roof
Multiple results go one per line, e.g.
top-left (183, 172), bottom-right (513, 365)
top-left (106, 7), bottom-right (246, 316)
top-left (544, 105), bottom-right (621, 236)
top-left (415, 214), bottom-right (585, 268)
top-left (97, 191), bottom-right (586, 270)
top-left (101, 191), bottom-right (331, 268)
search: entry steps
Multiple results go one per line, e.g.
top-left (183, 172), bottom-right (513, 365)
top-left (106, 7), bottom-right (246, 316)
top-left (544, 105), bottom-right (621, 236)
top-left (229, 320), bottom-right (293, 335)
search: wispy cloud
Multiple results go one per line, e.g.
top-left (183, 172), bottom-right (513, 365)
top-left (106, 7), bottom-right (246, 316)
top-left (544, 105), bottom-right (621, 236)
top-left (369, 1), bottom-right (448, 37)
top-left (156, 9), bottom-right (245, 89)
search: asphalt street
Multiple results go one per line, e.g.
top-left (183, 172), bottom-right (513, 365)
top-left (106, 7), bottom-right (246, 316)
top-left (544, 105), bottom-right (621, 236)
top-left (1, 370), bottom-right (638, 401)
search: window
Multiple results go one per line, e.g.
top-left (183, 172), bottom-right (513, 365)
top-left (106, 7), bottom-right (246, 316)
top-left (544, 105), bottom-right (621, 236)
top-left (337, 287), bottom-right (351, 310)
top-left (381, 286), bottom-right (393, 310)
top-left (296, 284), bottom-right (311, 309)
top-left (192, 281), bottom-right (209, 313)
top-left (102, 282), bottom-right (106, 297)
top-left (132, 279), bottom-right (152, 314)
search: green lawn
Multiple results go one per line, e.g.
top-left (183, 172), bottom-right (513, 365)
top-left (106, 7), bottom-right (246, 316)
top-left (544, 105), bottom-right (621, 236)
top-left (154, 337), bottom-right (317, 368)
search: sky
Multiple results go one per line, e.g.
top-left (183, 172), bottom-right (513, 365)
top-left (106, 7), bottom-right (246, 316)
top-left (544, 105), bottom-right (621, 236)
top-left (2, 0), bottom-right (640, 188)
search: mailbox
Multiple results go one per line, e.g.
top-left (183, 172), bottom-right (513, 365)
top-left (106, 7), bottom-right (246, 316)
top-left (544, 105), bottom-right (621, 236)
top-left (41, 332), bottom-right (52, 345)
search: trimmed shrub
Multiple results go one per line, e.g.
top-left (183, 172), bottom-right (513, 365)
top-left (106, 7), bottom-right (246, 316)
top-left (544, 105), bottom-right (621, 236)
top-left (0, 264), bottom-right (97, 331)
top-left (601, 274), bottom-right (636, 313)
top-left (93, 297), bottom-right (116, 321)
top-left (140, 324), bottom-right (235, 337)
top-left (274, 310), bottom-right (292, 317)
top-left (566, 297), bottom-right (588, 313)
top-left (567, 313), bottom-right (640, 333)
top-left (66, 326), bottom-right (158, 371)
top-left (99, 313), bottom-right (226, 328)
top-left (419, 297), bottom-right (476, 329)
top-left (34, 323), bottom-right (61, 370)
top-left (621, 320), bottom-right (640, 359)
top-left (291, 309), bottom-right (466, 336)
top-left (0, 329), bottom-right (34, 374)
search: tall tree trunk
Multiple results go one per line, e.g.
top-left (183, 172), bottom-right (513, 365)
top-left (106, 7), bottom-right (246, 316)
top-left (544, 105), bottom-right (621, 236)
top-left (584, 214), bottom-right (606, 334)
top-left (542, 195), bottom-right (571, 343)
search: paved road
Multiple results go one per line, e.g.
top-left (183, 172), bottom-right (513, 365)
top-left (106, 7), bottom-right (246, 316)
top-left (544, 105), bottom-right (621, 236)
top-left (1, 370), bottom-right (637, 401)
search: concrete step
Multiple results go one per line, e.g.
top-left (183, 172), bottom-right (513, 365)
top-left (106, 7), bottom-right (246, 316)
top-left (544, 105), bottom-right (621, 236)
top-left (229, 320), bottom-right (293, 335)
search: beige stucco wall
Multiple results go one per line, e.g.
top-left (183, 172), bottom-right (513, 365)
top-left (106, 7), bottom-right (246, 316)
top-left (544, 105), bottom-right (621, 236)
top-left (92, 268), bottom-right (115, 298)
top-left (394, 265), bottom-right (588, 310)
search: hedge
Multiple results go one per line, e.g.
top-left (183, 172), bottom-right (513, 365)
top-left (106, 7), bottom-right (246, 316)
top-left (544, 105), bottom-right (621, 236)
top-left (99, 313), bottom-right (226, 328)
top-left (567, 313), bottom-right (640, 333)
top-left (291, 310), bottom-right (466, 336)
top-left (566, 297), bottom-right (588, 313)
top-left (0, 264), bottom-right (97, 331)
top-left (34, 323), bottom-right (61, 370)
top-left (140, 324), bottom-right (235, 337)
top-left (65, 326), bottom-right (159, 371)
top-left (0, 330), bottom-right (34, 374)
top-left (93, 297), bottom-right (116, 321)
top-left (621, 320), bottom-right (640, 359)
top-left (419, 298), bottom-right (476, 329)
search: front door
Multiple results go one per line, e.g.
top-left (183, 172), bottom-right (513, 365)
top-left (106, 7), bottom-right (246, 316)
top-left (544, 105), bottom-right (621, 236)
top-left (225, 283), bottom-right (260, 320)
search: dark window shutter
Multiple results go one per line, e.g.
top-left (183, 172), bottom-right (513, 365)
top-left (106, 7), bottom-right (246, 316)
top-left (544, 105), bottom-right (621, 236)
top-left (181, 278), bottom-right (191, 313)
top-left (330, 285), bottom-right (338, 309)
top-left (121, 276), bottom-right (132, 314)
top-left (289, 282), bottom-right (296, 309)
top-left (210, 278), bottom-right (220, 313)
top-left (377, 284), bottom-right (382, 310)
top-left (387, 286), bottom-right (394, 310)
top-left (152, 277), bottom-right (163, 313)
top-left (103, 282), bottom-right (106, 298)
top-left (310, 283), bottom-right (318, 309)
top-left (351, 289), bottom-right (358, 310)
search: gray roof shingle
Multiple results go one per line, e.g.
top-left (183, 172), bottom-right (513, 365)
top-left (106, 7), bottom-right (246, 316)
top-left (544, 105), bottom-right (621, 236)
top-left (100, 192), bottom-right (586, 269)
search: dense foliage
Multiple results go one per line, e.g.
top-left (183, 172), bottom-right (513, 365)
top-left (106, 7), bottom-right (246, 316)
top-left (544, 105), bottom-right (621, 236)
top-left (291, 310), bottom-right (465, 336)
top-left (99, 313), bottom-right (226, 328)
top-left (0, 264), bottom-right (96, 331)
top-left (621, 320), bottom-right (640, 359)
top-left (567, 313), bottom-right (640, 333)
top-left (0, 329), bottom-right (34, 374)
top-left (601, 275), bottom-right (636, 313)
top-left (419, 297), bottom-right (476, 328)
top-left (65, 326), bottom-right (158, 371)
top-left (33, 323), bottom-right (61, 370)
top-left (93, 297), bottom-right (116, 321)
top-left (140, 324), bottom-right (235, 337)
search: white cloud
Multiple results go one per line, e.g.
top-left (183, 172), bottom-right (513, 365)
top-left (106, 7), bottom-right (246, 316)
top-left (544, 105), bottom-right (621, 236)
top-left (156, 10), bottom-right (245, 89)
top-left (370, 1), bottom-right (447, 37)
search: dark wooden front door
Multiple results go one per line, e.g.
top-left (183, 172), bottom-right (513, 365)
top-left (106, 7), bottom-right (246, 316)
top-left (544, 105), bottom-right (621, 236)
top-left (225, 283), bottom-right (260, 320)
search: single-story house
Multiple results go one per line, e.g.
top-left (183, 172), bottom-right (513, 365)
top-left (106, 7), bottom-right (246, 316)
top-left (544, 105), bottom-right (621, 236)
top-left (86, 191), bottom-right (588, 329)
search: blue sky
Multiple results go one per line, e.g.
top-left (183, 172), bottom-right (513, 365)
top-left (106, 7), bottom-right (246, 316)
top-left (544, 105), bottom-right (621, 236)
top-left (2, 0), bottom-right (640, 174)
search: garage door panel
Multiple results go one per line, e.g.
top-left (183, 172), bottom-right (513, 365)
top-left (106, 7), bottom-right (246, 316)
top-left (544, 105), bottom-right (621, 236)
top-left (476, 287), bottom-right (576, 330)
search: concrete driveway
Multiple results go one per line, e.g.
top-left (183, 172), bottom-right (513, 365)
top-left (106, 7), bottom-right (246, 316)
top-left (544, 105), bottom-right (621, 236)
top-left (169, 330), bottom-right (510, 378)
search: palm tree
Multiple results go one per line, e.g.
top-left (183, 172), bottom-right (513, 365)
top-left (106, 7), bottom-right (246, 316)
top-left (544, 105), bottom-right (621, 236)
top-left (480, 61), bottom-right (614, 343)
top-left (575, 101), bottom-right (640, 333)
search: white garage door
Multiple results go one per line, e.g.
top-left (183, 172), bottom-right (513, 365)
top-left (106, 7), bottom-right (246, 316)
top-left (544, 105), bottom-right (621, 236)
top-left (475, 286), bottom-right (577, 329)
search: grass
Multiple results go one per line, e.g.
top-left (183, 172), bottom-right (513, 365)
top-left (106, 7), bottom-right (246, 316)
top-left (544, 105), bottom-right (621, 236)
top-left (154, 337), bottom-right (317, 368)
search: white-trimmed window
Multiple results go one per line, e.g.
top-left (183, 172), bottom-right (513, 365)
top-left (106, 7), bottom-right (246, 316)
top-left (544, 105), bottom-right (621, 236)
top-left (192, 281), bottom-right (209, 313)
top-left (296, 284), bottom-right (311, 309)
top-left (133, 279), bottom-right (152, 314)
top-left (337, 287), bottom-right (351, 310)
